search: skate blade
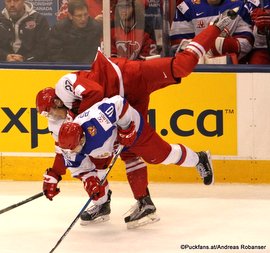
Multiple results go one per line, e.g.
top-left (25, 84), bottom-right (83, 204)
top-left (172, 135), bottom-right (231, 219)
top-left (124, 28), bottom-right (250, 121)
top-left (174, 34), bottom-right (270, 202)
top-left (206, 150), bottom-right (215, 185)
top-left (80, 214), bottom-right (110, 226)
top-left (126, 213), bottom-right (160, 229)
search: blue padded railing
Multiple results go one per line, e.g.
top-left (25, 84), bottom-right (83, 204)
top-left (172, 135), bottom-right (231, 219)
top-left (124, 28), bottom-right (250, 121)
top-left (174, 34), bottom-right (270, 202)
top-left (0, 62), bottom-right (270, 72)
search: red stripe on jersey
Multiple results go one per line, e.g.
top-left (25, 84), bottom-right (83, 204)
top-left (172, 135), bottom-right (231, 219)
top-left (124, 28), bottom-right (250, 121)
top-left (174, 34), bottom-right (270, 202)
top-left (119, 100), bottom-right (129, 120)
top-left (176, 144), bottom-right (187, 165)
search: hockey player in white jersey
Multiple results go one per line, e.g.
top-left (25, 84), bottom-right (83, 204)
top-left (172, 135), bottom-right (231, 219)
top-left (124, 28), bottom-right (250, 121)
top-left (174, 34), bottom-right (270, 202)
top-left (170, 0), bottom-right (254, 63)
top-left (57, 95), bottom-right (214, 228)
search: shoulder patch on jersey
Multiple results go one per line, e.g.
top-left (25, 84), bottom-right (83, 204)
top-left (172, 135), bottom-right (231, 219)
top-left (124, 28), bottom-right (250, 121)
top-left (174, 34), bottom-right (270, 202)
top-left (177, 1), bottom-right (189, 14)
top-left (87, 126), bottom-right (97, 136)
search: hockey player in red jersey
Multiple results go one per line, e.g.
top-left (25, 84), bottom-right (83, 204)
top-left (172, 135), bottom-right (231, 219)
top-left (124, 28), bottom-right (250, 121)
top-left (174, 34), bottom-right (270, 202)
top-left (36, 9), bottom-right (237, 228)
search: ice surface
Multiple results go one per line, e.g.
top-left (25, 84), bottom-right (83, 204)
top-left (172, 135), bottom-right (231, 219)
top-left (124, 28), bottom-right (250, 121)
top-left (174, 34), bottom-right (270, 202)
top-left (0, 181), bottom-right (270, 253)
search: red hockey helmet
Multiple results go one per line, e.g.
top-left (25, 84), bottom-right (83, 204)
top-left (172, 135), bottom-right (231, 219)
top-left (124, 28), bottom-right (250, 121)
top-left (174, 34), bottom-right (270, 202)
top-left (36, 87), bottom-right (57, 114)
top-left (58, 122), bottom-right (84, 150)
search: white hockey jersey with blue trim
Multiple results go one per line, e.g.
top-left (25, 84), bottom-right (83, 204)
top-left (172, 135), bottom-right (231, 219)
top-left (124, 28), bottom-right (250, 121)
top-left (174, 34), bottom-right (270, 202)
top-left (170, 0), bottom-right (254, 58)
top-left (62, 95), bottom-right (143, 174)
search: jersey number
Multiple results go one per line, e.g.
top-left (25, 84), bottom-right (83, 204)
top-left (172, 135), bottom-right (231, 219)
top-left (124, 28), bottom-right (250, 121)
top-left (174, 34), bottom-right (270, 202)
top-left (105, 105), bottom-right (114, 118)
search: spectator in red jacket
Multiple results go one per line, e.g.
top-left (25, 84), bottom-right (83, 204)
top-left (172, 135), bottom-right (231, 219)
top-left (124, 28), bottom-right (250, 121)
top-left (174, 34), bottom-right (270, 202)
top-left (111, 0), bottom-right (158, 59)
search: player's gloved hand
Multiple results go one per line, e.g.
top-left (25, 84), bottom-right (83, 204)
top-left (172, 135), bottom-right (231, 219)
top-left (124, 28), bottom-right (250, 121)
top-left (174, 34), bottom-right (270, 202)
top-left (251, 8), bottom-right (270, 35)
top-left (117, 121), bottom-right (137, 146)
top-left (213, 7), bottom-right (239, 31)
top-left (84, 176), bottom-right (105, 200)
top-left (43, 169), bottom-right (61, 201)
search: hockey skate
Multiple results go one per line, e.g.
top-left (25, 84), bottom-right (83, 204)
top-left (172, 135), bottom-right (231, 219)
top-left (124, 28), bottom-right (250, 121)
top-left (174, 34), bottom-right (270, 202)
top-left (80, 190), bottom-right (112, 226)
top-left (196, 151), bottom-right (214, 185)
top-left (213, 7), bottom-right (239, 31)
top-left (124, 194), bottom-right (160, 229)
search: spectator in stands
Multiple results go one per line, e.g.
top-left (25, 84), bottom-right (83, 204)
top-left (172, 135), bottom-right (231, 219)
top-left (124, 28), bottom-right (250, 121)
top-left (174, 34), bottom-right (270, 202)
top-left (0, 0), bottom-right (49, 62)
top-left (111, 0), bottom-right (158, 60)
top-left (56, 0), bottom-right (118, 23)
top-left (145, 0), bottom-right (162, 32)
top-left (248, 0), bottom-right (270, 64)
top-left (48, 0), bottom-right (102, 64)
top-left (170, 0), bottom-right (254, 64)
top-left (144, 0), bottom-right (163, 52)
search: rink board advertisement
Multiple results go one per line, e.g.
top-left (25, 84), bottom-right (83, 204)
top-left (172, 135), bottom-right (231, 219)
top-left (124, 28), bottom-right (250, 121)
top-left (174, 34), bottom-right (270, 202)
top-left (1, 69), bottom-right (270, 183)
top-left (148, 73), bottom-right (237, 155)
top-left (0, 70), bottom-right (237, 154)
top-left (0, 69), bottom-right (69, 153)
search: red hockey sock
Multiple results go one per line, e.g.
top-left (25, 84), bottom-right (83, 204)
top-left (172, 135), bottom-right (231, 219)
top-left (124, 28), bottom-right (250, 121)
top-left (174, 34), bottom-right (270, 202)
top-left (127, 166), bottom-right (148, 200)
top-left (189, 25), bottom-right (221, 54)
top-left (173, 26), bottom-right (221, 78)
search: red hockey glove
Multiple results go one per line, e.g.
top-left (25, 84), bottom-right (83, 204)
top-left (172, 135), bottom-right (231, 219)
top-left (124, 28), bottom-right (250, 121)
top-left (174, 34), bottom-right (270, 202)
top-left (251, 8), bottom-right (270, 35)
top-left (43, 169), bottom-right (61, 201)
top-left (117, 121), bottom-right (137, 147)
top-left (84, 176), bottom-right (106, 200)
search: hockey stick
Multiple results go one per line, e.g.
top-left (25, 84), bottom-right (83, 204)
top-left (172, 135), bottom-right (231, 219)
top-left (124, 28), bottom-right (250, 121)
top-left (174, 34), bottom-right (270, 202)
top-left (0, 192), bottom-right (44, 215)
top-left (49, 145), bottom-right (124, 253)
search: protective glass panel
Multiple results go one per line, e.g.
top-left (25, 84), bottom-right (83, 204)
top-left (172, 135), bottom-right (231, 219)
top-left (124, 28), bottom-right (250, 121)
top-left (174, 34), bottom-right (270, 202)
top-left (0, 0), bottom-right (174, 64)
